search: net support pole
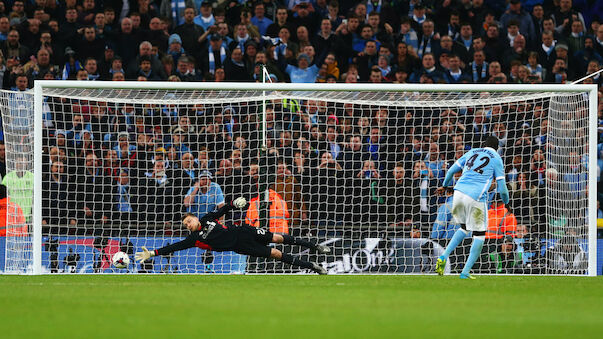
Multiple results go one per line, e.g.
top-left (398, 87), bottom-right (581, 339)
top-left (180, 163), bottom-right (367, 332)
top-left (260, 66), bottom-right (269, 228)
top-left (32, 82), bottom-right (43, 275)
top-left (587, 86), bottom-right (597, 276)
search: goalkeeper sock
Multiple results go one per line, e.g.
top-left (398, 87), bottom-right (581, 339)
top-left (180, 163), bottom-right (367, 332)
top-left (440, 227), bottom-right (468, 260)
top-left (461, 236), bottom-right (485, 276)
top-left (282, 234), bottom-right (317, 250)
top-left (280, 252), bottom-right (315, 270)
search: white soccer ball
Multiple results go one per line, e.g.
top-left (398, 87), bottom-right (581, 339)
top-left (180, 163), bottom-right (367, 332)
top-left (112, 251), bottom-right (130, 269)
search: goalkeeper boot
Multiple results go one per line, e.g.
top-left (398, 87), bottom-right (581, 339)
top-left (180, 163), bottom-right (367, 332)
top-left (316, 245), bottom-right (331, 254)
top-left (459, 273), bottom-right (476, 280)
top-left (435, 257), bottom-right (446, 276)
top-left (312, 263), bottom-right (328, 275)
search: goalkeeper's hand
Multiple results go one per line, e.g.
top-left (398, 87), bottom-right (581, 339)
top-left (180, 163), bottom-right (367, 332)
top-left (135, 246), bottom-right (155, 263)
top-left (233, 197), bottom-right (247, 209)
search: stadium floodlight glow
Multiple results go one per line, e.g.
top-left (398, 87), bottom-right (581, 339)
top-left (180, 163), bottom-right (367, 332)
top-left (0, 81), bottom-right (596, 276)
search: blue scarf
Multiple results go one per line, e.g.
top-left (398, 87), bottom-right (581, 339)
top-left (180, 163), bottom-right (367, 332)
top-left (62, 61), bottom-right (83, 80)
top-left (208, 45), bottom-right (227, 74)
top-left (171, 0), bottom-right (186, 26)
top-left (472, 61), bottom-right (487, 82)
top-left (118, 183), bottom-right (133, 212)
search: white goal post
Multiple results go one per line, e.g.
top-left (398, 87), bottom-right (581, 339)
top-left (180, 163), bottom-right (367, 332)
top-left (0, 81), bottom-right (597, 275)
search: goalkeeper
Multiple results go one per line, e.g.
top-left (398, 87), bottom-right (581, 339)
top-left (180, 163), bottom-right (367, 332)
top-left (135, 197), bottom-right (330, 274)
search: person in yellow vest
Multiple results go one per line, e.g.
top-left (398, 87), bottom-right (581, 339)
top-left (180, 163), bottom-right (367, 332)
top-left (2, 157), bottom-right (33, 221)
top-left (245, 189), bottom-right (290, 234)
top-left (0, 184), bottom-right (27, 237)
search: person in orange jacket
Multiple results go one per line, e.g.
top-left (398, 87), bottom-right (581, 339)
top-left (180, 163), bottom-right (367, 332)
top-left (245, 189), bottom-right (290, 234)
top-left (0, 184), bottom-right (27, 237)
top-left (486, 200), bottom-right (518, 239)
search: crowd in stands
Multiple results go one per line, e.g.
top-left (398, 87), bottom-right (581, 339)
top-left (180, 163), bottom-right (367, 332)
top-left (0, 1), bottom-right (599, 269)
top-left (0, 0), bottom-right (600, 87)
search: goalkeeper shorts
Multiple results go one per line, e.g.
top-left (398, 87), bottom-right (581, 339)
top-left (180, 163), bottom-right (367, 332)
top-left (451, 190), bottom-right (487, 232)
top-left (232, 224), bottom-right (273, 258)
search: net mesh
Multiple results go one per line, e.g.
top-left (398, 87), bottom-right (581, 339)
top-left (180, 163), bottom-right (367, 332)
top-left (0, 86), bottom-right (593, 274)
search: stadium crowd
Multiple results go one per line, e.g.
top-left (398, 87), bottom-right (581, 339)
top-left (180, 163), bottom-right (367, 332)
top-left (0, 1), bottom-right (599, 271)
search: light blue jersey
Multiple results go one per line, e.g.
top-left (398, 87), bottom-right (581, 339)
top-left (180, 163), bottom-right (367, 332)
top-left (185, 182), bottom-right (225, 218)
top-left (451, 147), bottom-right (505, 202)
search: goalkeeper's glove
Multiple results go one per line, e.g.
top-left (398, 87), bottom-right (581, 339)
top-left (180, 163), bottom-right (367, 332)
top-left (233, 197), bottom-right (247, 209)
top-left (135, 246), bottom-right (155, 263)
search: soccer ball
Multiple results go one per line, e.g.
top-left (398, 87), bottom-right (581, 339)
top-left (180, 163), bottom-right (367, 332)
top-left (112, 251), bottom-right (130, 269)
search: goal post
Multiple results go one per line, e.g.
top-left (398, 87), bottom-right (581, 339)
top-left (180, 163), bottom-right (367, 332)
top-left (0, 81), bottom-right (597, 275)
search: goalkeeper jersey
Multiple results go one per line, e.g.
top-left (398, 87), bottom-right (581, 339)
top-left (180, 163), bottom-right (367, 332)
top-left (453, 147), bottom-right (505, 202)
top-left (155, 203), bottom-right (238, 255)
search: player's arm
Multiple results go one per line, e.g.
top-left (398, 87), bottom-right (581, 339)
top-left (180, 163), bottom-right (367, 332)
top-left (494, 156), bottom-right (510, 204)
top-left (135, 235), bottom-right (197, 262)
top-left (202, 197), bottom-right (247, 221)
top-left (442, 154), bottom-right (467, 187)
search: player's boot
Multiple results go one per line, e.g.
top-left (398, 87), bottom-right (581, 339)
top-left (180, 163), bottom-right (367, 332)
top-left (316, 245), bottom-right (331, 254)
top-left (435, 257), bottom-right (446, 276)
top-left (312, 263), bottom-right (327, 275)
top-left (459, 273), bottom-right (476, 280)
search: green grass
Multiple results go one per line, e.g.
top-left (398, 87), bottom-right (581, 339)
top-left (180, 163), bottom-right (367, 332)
top-left (0, 275), bottom-right (601, 339)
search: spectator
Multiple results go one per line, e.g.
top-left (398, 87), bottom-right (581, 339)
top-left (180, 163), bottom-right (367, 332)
top-left (183, 169), bottom-right (224, 220)
top-left (552, 0), bottom-right (586, 37)
top-left (173, 6), bottom-right (204, 56)
top-left (486, 199), bottom-right (518, 240)
top-left (2, 29), bottom-right (31, 63)
top-left (112, 169), bottom-right (138, 222)
top-left (409, 52), bottom-right (447, 83)
top-left (127, 41), bottom-right (166, 80)
top-left (487, 235), bottom-right (522, 273)
top-left (251, 2), bottom-right (273, 36)
top-left (272, 160), bottom-right (308, 231)
top-left (0, 183), bottom-right (27, 236)
top-left (224, 47), bottom-right (251, 81)
top-left (42, 160), bottom-right (75, 230)
top-left (139, 159), bottom-right (175, 223)
top-left (83, 57), bottom-right (100, 80)
top-left (393, 41), bottom-right (420, 75)
top-left (245, 188), bottom-right (290, 234)
top-left (386, 163), bottom-right (418, 228)
top-left (425, 142), bottom-right (446, 183)
top-left (74, 153), bottom-right (111, 225)
top-left (160, 0), bottom-right (196, 30)
top-left (266, 6), bottom-right (291, 38)
top-left (430, 187), bottom-right (461, 239)
top-left (445, 54), bottom-right (471, 83)
top-left (500, 0), bottom-right (536, 48)
top-left (417, 19), bottom-right (440, 59)
top-left (76, 26), bottom-right (105, 62)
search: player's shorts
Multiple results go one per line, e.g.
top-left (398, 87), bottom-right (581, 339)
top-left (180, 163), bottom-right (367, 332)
top-left (232, 224), bottom-right (273, 258)
top-left (451, 190), bottom-right (488, 232)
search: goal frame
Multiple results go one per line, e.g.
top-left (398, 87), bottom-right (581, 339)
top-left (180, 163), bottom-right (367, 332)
top-left (30, 81), bottom-right (598, 276)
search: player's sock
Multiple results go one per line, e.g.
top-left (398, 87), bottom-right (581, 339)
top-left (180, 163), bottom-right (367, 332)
top-left (280, 252), bottom-right (315, 270)
top-left (461, 235), bottom-right (485, 276)
top-left (282, 234), bottom-right (317, 250)
top-left (439, 227), bottom-right (468, 260)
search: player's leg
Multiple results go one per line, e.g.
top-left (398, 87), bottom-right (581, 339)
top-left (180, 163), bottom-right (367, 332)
top-left (270, 248), bottom-right (327, 275)
top-left (436, 191), bottom-right (469, 275)
top-left (459, 201), bottom-right (488, 279)
top-left (271, 233), bottom-right (330, 254)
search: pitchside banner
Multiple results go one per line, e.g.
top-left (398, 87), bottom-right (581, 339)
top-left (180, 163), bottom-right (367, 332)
top-left (0, 237), bottom-right (599, 274)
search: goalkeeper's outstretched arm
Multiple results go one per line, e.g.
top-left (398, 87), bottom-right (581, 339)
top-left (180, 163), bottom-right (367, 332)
top-left (135, 236), bottom-right (197, 262)
top-left (201, 198), bottom-right (242, 222)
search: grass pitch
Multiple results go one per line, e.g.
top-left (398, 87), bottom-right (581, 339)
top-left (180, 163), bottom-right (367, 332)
top-left (0, 275), bottom-right (601, 339)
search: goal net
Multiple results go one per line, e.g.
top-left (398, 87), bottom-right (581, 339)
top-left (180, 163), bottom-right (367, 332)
top-left (0, 82), bottom-right (597, 275)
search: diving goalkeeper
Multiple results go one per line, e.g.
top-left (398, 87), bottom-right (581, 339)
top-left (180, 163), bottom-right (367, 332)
top-left (135, 197), bottom-right (330, 274)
